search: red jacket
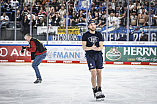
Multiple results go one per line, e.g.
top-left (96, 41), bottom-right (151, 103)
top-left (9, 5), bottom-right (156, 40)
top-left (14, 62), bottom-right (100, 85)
top-left (26, 40), bottom-right (47, 56)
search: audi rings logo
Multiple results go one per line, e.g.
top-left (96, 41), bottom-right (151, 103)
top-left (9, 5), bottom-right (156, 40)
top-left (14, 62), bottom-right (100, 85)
top-left (0, 48), bottom-right (8, 57)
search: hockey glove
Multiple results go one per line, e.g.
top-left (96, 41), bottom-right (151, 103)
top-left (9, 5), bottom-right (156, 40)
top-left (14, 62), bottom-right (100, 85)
top-left (21, 46), bottom-right (27, 53)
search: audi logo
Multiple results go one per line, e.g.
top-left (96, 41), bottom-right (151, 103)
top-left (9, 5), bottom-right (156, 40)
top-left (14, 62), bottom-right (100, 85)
top-left (0, 48), bottom-right (8, 57)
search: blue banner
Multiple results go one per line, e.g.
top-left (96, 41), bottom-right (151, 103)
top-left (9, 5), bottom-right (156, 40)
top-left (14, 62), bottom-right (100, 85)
top-left (100, 26), bottom-right (157, 41)
top-left (78, 0), bottom-right (91, 10)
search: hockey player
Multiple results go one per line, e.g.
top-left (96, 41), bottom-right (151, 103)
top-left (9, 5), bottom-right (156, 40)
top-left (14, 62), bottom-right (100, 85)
top-left (82, 20), bottom-right (105, 100)
top-left (22, 34), bottom-right (47, 83)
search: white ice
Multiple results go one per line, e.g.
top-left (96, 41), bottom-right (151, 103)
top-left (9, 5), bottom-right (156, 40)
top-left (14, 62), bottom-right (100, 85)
top-left (0, 63), bottom-right (157, 104)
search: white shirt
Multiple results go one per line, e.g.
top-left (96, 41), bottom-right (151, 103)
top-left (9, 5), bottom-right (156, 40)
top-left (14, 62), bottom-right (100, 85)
top-left (10, 0), bottom-right (19, 9)
top-left (115, 17), bottom-right (121, 25)
top-left (38, 14), bottom-right (44, 20)
top-left (27, 14), bottom-right (35, 20)
top-left (129, 5), bottom-right (134, 10)
top-left (150, 15), bottom-right (157, 25)
top-left (49, 19), bottom-right (52, 26)
top-left (139, 9), bottom-right (147, 14)
top-left (111, 3), bottom-right (115, 10)
top-left (1, 15), bottom-right (9, 22)
top-left (108, 16), bottom-right (116, 27)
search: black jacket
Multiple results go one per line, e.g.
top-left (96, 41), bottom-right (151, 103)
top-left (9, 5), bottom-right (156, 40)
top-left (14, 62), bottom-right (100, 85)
top-left (30, 38), bottom-right (47, 60)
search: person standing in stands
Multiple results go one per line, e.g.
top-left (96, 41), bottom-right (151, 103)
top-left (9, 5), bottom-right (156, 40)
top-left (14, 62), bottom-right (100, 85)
top-left (0, 12), bottom-right (9, 28)
top-left (22, 15), bottom-right (29, 35)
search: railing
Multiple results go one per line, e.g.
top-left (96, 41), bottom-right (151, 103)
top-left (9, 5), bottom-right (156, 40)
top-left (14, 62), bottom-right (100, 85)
top-left (0, 0), bottom-right (157, 42)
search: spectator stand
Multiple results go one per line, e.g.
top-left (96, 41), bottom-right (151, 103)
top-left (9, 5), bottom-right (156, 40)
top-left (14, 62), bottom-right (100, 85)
top-left (0, 0), bottom-right (157, 42)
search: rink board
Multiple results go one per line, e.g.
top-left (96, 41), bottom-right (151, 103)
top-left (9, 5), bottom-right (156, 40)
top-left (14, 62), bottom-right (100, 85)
top-left (0, 41), bottom-right (157, 65)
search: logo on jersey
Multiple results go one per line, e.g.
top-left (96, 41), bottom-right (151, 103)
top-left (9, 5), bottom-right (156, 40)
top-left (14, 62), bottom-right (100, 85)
top-left (88, 36), bottom-right (99, 44)
top-left (90, 63), bottom-right (94, 68)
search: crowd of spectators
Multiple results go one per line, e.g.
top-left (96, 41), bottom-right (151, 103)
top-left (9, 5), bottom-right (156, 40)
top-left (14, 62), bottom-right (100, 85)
top-left (1, 0), bottom-right (157, 33)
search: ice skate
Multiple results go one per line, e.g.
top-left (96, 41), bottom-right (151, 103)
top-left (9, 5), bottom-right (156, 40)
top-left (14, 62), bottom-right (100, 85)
top-left (97, 87), bottom-right (105, 101)
top-left (92, 87), bottom-right (97, 98)
top-left (95, 91), bottom-right (102, 101)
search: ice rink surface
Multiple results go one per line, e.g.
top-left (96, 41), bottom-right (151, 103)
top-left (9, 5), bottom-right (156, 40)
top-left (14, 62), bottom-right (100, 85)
top-left (0, 63), bottom-right (157, 104)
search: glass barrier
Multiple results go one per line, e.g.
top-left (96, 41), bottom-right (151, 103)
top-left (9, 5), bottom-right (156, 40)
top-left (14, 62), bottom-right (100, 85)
top-left (148, 0), bottom-right (157, 41)
top-left (0, 0), bottom-right (157, 42)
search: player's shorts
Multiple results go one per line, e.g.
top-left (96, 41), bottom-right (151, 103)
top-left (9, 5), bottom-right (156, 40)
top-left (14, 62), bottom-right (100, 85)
top-left (86, 53), bottom-right (103, 70)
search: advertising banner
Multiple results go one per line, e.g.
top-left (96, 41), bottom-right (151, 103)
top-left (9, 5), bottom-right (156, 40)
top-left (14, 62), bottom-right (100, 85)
top-left (45, 46), bottom-right (86, 61)
top-left (0, 46), bottom-right (86, 62)
top-left (58, 26), bottom-right (80, 34)
top-left (0, 44), bottom-right (156, 65)
top-left (0, 46), bottom-right (31, 60)
top-left (105, 47), bottom-right (157, 62)
top-left (50, 34), bottom-right (80, 41)
top-left (37, 26), bottom-right (58, 35)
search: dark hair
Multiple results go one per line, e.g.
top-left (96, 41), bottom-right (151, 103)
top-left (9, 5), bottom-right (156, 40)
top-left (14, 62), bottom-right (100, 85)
top-left (88, 20), bottom-right (95, 25)
top-left (151, 3), bottom-right (154, 6)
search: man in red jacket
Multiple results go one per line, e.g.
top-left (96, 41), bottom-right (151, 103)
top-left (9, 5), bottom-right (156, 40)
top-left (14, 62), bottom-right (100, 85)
top-left (23, 34), bottom-right (47, 83)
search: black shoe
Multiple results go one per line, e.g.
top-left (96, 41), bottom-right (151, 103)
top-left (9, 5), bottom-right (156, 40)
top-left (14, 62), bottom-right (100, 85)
top-left (98, 87), bottom-right (102, 91)
top-left (97, 87), bottom-right (105, 98)
top-left (92, 87), bottom-right (97, 97)
top-left (34, 78), bottom-right (42, 83)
